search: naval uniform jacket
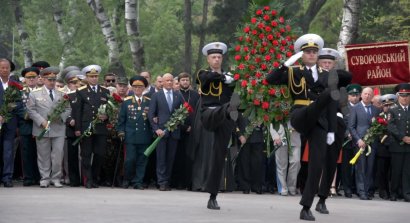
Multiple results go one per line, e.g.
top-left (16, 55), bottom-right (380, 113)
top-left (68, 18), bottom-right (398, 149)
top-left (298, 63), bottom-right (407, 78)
top-left (117, 95), bottom-right (152, 145)
top-left (196, 69), bottom-right (234, 107)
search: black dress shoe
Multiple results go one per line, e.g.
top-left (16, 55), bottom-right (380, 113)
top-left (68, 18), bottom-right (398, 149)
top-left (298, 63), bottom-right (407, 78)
top-left (207, 198), bottom-right (220, 210)
top-left (122, 181), bottom-right (130, 189)
top-left (359, 195), bottom-right (369, 200)
top-left (315, 202), bottom-right (329, 214)
top-left (243, 189), bottom-right (250, 194)
top-left (85, 182), bottom-right (93, 189)
top-left (159, 185), bottom-right (167, 191)
top-left (379, 191), bottom-right (389, 200)
top-left (134, 185), bottom-right (144, 190)
top-left (344, 192), bottom-right (352, 198)
top-left (3, 181), bottom-right (13, 188)
top-left (300, 208), bottom-right (315, 221)
top-left (390, 195), bottom-right (397, 201)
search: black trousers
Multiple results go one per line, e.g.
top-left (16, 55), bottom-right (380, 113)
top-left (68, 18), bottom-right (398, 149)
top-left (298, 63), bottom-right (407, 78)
top-left (67, 137), bottom-right (81, 185)
top-left (201, 105), bottom-right (235, 195)
top-left (341, 142), bottom-right (355, 193)
top-left (376, 155), bottom-right (390, 194)
top-left (20, 135), bottom-right (40, 183)
top-left (171, 131), bottom-right (191, 188)
top-left (237, 142), bottom-right (265, 191)
top-left (390, 152), bottom-right (410, 199)
top-left (80, 134), bottom-right (107, 184)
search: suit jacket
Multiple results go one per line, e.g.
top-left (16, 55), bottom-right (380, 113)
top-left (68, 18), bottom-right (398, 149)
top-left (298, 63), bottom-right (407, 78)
top-left (348, 102), bottom-right (381, 145)
top-left (73, 84), bottom-right (110, 135)
top-left (0, 80), bottom-right (25, 133)
top-left (117, 95), bottom-right (152, 144)
top-left (148, 89), bottom-right (183, 139)
top-left (26, 86), bottom-right (71, 137)
top-left (387, 105), bottom-right (410, 153)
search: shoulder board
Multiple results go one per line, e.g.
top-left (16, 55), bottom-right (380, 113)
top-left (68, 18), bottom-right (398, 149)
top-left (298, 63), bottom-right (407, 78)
top-left (67, 91), bottom-right (76, 95)
top-left (143, 96), bottom-right (151, 100)
top-left (318, 67), bottom-right (323, 73)
top-left (23, 87), bottom-right (28, 91)
top-left (124, 96), bottom-right (133, 101)
top-left (78, 85), bottom-right (87, 91)
top-left (32, 88), bottom-right (42, 92)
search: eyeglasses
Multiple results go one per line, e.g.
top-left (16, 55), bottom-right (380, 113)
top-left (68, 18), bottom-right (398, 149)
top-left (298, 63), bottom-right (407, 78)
top-left (105, 79), bottom-right (116, 83)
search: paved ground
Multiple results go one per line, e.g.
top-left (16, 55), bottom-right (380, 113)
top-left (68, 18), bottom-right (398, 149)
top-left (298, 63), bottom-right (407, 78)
top-left (0, 184), bottom-right (409, 223)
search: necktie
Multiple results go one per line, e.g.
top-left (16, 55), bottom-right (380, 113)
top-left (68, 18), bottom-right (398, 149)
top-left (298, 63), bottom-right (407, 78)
top-left (138, 98), bottom-right (141, 104)
top-left (92, 86), bottom-right (97, 93)
top-left (404, 107), bottom-right (408, 112)
top-left (49, 89), bottom-right (54, 101)
top-left (305, 68), bottom-right (314, 85)
top-left (166, 91), bottom-right (172, 111)
top-left (365, 105), bottom-right (372, 118)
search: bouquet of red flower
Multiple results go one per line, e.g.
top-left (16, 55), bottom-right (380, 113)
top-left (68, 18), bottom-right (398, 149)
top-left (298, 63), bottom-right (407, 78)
top-left (72, 93), bottom-right (123, 145)
top-left (144, 102), bottom-right (193, 157)
top-left (0, 81), bottom-right (23, 131)
top-left (37, 94), bottom-right (71, 139)
top-left (350, 115), bottom-right (388, 164)
top-left (231, 4), bottom-right (296, 155)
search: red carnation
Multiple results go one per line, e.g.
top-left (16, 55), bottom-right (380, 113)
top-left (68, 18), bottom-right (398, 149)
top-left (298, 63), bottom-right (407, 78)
top-left (289, 45), bottom-right (295, 51)
top-left (273, 61), bottom-right (280, 68)
top-left (271, 10), bottom-right (277, 16)
top-left (244, 55), bottom-right (250, 61)
top-left (268, 88), bottom-right (276, 95)
top-left (276, 54), bottom-right (282, 60)
top-left (243, 46), bottom-right (249, 52)
top-left (269, 48), bottom-right (276, 53)
top-left (244, 74), bottom-right (250, 79)
top-left (255, 72), bottom-right (262, 78)
top-left (183, 102), bottom-right (194, 113)
top-left (251, 79), bottom-right (257, 86)
top-left (263, 15), bottom-right (270, 21)
top-left (280, 46), bottom-right (285, 52)
top-left (255, 57), bottom-right (262, 63)
top-left (265, 26), bottom-right (272, 32)
top-left (258, 33), bottom-right (265, 40)
top-left (246, 37), bottom-right (252, 42)
top-left (260, 64), bottom-right (267, 70)
top-left (275, 115), bottom-right (283, 121)
top-left (262, 41), bottom-right (268, 47)
top-left (263, 114), bottom-right (270, 122)
top-left (286, 25), bottom-right (291, 31)
top-left (256, 9), bottom-right (263, 15)
top-left (257, 23), bottom-right (264, 29)
top-left (248, 89), bottom-right (253, 95)
top-left (234, 55), bottom-right (241, 61)
top-left (275, 32), bottom-right (281, 38)
top-left (253, 41), bottom-right (258, 47)
top-left (265, 55), bottom-right (271, 61)
top-left (286, 52), bottom-right (292, 57)
top-left (241, 80), bottom-right (248, 88)
top-left (272, 40), bottom-right (279, 46)
top-left (279, 16), bottom-right (285, 23)
top-left (284, 110), bottom-right (289, 116)
top-left (235, 45), bottom-right (241, 52)
top-left (259, 47), bottom-right (266, 53)
top-left (106, 123), bottom-right (114, 130)
top-left (244, 26), bottom-right (250, 33)
top-left (251, 49), bottom-right (257, 55)
top-left (262, 102), bottom-right (270, 110)
top-left (112, 93), bottom-right (123, 103)
top-left (267, 34), bottom-right (274, 40)
top-left (238, 36), bottom-right (243, 41)
top-left (238, 64), bottom-right (245, 70)
top-left (262, 79), bottom-right (269, 85)
top-left (249, 65), bottom-right (256, 70)
top-left (280, 28), bottom-right (285, 33)
top-left (253, 99), bottom-right (261, 106)
top-left (251, 17), bottom-right (257, 24)
top-left (234, 73), bottom-right (240, 80)
top-left (252, 29), bottom-right (258, 35)
top-left (271, 21), bottom-right (278, 27)
top-left (286, 36), bottom-right (292, 41)
top-left (281, 39), bottom-right (287, 46)
top-left (264, 6), bottom-right (270, 11)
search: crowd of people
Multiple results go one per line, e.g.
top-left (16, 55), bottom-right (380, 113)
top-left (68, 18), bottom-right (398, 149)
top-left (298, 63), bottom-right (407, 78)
top-left (0, 33), bottom-right (409, 221)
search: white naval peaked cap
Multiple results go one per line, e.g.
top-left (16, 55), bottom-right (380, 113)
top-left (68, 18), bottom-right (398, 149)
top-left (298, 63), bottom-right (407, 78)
top-left (202, 42), bottom-right (227, 56)
top-left (381, 94), bottom-right (397, 105)
top-left (294, 33), bottom-right (324, 53)
top-left (82, 64), bottom-right (102, 76)
top-left (319, 48), bottom-right (341, 60)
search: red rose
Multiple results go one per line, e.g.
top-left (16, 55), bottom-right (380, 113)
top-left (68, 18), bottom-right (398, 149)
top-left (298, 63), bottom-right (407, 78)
top-left (251, 49), bottom-right (256, 55)
top-left (284, 110), bottom-right (289, 116)
top-left (234, 55), bottom-right (241, 61)
top-left (280, 46), bottom-right (285, 52)
top-left (257, 23), bottom-right (264, 29)
top-left (112, 93), bottom-right (123, 103)
top-left (244, 55), bottom-right (250, 61)
top-left (241, 80), bottom-right (248, 87)
top-left (286, 52), bottom-right (292, 57)
top-left (269, 48), bottom-right (276, 53)
top-left (263, 15), bottom-right (270, 21)
top-left (275, 115), bottom-right (283, 121)
top-left (248, 89), bottom-right (253, 94)
top-left (251, 79), bottom-right (257, 86)
top-left (255, 72), bottom-right (262, 78)
top-left (281, 39), bottom-right (287, 46)
top-left (252, 29), bottom-right (258, 35)
top-left (271, 10), bottom-right (277, 16)
top-left (9, 81), bottom-right (23, 90)
top-left (280, 28), bottom-right (285, 33)
top-left (276, 54), bottom-right (282, 60)
top-left (262, 102), bottom-right (269, 110)
top-left (235, 45), bottom-right (241, 52)
top-left (273, 61), bottom-right (280, 68)
top-left (253, 99), bottom-right (261, 106)
top-left (280, 87), bottom-right (286, 95)
top-left (234, 73), bottom-right (240, 80)
top-left (238, 64), bottom-right (245, 70)
top-left (244, 26), bottom-right (250, 33)
top-left (271, 21), bottom-right (278, 27)
top-left (286, 25), bottom-right (291, 31)
top-left (265, 26), bottom-right (272, 32)
top-left (272, 40), bottom-right (279, 46)
top-left (256, 9), bottom-right (263, 15)
top-left (264, 6), bottom-right (270, 11)
top-left (244, 74), bottom-right (250, 79)
top-left (251, 17), bottom-right (257, 24)
top-left (265, 55), bottom-right (271, 61)
top-left (238, 36), bottom-right (243, 41)
top-left (262, 79), bottom-right (269, 85)
top-left (262, 41), bottom-right (268, 47)
top-left (243, 46), bottom-right (249, 52)
top-left (106, 123), bottom-right (114, 129)
top-left (183, 102), bottom-right (194, 113)
top-left (267, 34), bottom-right (274, 40)
top-left (259, 47), bottom-right (266, 53)
top-left (268, 88), bottom-right (276, 95)
top-left (63, 94), bottom-right (70, 100)
top-left (255, 57), bottom-right (262, 63)
top-left (289, 45), bottom-right (295, 51)
top-left (260, 64), bottom-right (267, 70)
top-left (275, 32), bottom-right (281, 38)
top-left (286, 36), bottom-right (292, 41)
top-left (263, 114), bottom-right (270, 122)
top-left (246, 37), bottom-right (252, 42)
top-left (249, 65), bottom-right (256, 70)
top-left (279, 16), bottom-right (285, 23)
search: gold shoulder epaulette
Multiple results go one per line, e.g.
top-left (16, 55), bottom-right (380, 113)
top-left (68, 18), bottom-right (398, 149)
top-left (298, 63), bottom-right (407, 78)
top-left (143, 96), bottom-right (151, 100)
top-left (124, 96), bottom-right (133, 101)
top-left (32, 88), bottom-right (42, 92)
top-left (78, 85), bottom-right (87, 91)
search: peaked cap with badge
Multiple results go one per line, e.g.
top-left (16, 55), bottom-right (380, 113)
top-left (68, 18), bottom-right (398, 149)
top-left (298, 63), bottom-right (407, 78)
top-left (202, 42), bottom-right (227, 56)
top-left (294, 33), bottom-right (324, 53)
top-left (319, 48), bottom-right (341, 60)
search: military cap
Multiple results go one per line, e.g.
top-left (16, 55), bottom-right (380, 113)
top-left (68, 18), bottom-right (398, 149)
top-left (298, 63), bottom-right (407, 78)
top-left (319, 48), bottom-right (341, 60)
top-left (381, 94), bottom-right (397, 105)
top-left (117, 76), bottom-right (128, 85)
top-left (130, 75), bottom-right (148, 87)
top-left (82, 64), bottom-right (101, 76)
top-left (346, 83), bottom-right (362, 95)
top-left (394, 83), bottom-right (410, 96)
top-left (294, 33), bottom-right (324, 53)
top-left (32, 61), bottom-right (50, 70)
top-left (202, 42), bottom-right (227, 56)
top-left (21, 67), bottom-right (40, 78)
top-left (65, 70), bottom-right (81, 83)
top-left (61, 66), bottom-right (80, 80)
top-left (40, 66), bottom-right (60, 79)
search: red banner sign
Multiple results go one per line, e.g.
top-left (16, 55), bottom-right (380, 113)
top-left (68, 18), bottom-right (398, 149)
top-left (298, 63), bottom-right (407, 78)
top-left (345, 41), bottom-right (410, 86)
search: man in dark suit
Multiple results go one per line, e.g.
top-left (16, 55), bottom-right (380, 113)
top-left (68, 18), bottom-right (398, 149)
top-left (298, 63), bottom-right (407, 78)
top-left (348, 87), bottom-right (380, 200)
top-left (387, 83), bottom-right (410, 202)
top-left (73, 65), bottom-right (110, 189)
top-left (140, 71), bottom-right (156, 97)
top-left (0, 58), bottom-right (24, 187)
top-left (266, 34), bottom-right (341, 221)
top-left (117, 76), bottom-right (152, 189)
top-left (148, 73), bottom-right (183, 191)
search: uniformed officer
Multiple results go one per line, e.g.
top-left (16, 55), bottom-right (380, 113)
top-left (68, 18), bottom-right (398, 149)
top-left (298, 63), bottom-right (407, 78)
top-left (117, 76), bottom-right (152, 189)
top-left (19, 67), bottom-right (41, 186)
top-left (31, 61), bottom-right (50, 88)
top-left (26, 67), bottom-right (71, 188)
top-left (387, 83), bottom-right (410, 202)
top-left (266, 34), bottom-right (342, 221)
top-left (196, 42), bottom-right (240, 210)
top-left (73, 65), bottom-right (110, 189)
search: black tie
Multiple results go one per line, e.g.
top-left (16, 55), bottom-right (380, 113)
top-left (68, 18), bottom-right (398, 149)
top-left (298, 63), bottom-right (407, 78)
top-left (405, 107), bottom-right (408, 112)
top-left (365, 105), bottom-right (372, 118)
top-left (49, 89), bottom-right (54, 101)
top-left (92, 86), bottom-right (97, 93)
top-left (305, 68), bottom-right (314, 85)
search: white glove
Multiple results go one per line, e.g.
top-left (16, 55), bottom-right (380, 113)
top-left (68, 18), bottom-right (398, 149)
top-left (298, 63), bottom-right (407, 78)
top-left (284, 51), bottom-right (303, 67)
top-left (224, 75), bottom-right (234, 84)
top-left (326, 132), bottom-right (335, 145)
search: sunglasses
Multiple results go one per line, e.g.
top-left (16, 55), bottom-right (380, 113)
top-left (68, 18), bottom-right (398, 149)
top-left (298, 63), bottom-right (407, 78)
top-left (105, 79), bottom-right (116, 83)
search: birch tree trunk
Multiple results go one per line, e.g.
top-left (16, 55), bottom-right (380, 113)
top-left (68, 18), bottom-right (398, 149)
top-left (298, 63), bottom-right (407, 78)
top-left (13, 0), bottom-right (33, 67)
top-left (86, 0), bottom-right (125, 76)
top-left (194, 0), bottom-right (209, 75)
top-left (125, 0), bottom-right (144, 72)
top-left (183, 0), bottom-right (192, 74)
top-left (337, 0), bottom-right (361, 59)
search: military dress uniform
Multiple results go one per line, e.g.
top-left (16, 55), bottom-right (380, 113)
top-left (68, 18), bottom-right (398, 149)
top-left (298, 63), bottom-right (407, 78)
top-left (117, 77), bottom-right (152, 189)
top-left (387, 83), bottom-right (410, 201)
top-left (18, 67), bottom-right (41, 186)
top-left (73, 65), bottom-right (110, 188)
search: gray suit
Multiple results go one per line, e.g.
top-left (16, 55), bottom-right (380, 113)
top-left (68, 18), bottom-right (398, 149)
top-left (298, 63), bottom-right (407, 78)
top-left (348, 102), bottom-right (380, 197)
top-left (27, 86), bottom-right (71, 186)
